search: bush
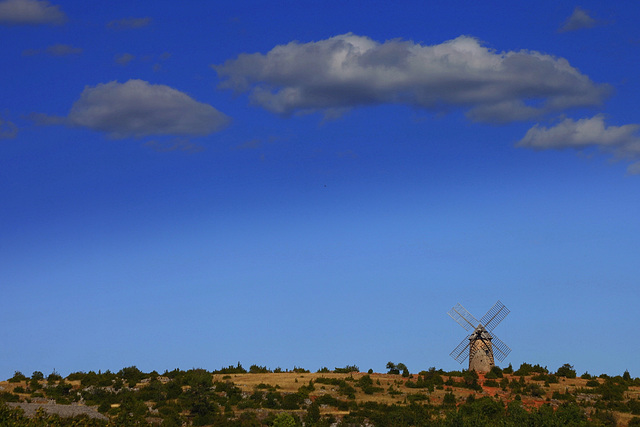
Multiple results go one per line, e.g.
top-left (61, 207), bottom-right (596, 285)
top-left (8, 371), bottom-right (27, 383)
top-left (215, 362), bottom-right (246, 374)
top-left (406, 393), bottom-right (429, 403)
top-left (628, 399), bottom-right (640, 415)
top-left (489, 366), bottom-right (503, 378)
top-left (523, 383), bottom-right (545, 397)
top-left (273, 412), bottom-right (297, 427)
top-left (386, 362), bottom-right (399, 375)
top-left (0, 392), bottom-right (19, 402)
top-left (338, 381), bottom-right (356, 399)
top-left (357, 375), bottom-right (382, 394)
top-left (47, 370), bottom-right (62, 384)
top-left (556, 364), bottom-right (577, 379)
top-left (485, 366), bottom-right (503, 379)
top-left (552, 390), bottom-right (575, 402)
top-left (334, 365), bottom-right (359, 374)
top-left (443, 392), bottom-right (456, 406)
top-left (514, 363), bottom-right (548, 376)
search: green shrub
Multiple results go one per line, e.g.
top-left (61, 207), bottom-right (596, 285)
top-left (552, 390), bottom-right (575, 402)
top-left (514, 363), bottom-right (548, 376)
top-left (487, 366), bottom-right (503, 378)
top-left (443, 392), bottom-right (456, 406)
top-left (47, 370), bottom-right (62, 384)
top-left (334, 365), bottom-right (359, 374)
top-left (0, 392), bottom-right (19, 402)
top-left (406, 393), bottom-right (429, 403)
top-left (555, 364), bottom-right (577, 379)
top-left (8, 371), bottom-right (27, 383)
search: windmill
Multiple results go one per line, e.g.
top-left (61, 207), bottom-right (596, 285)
top-left (448, 301), bottom-right (511, 372)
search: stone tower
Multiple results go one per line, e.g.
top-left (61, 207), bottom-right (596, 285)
top-left (468, 325), bottom-right (495, 373)
top-left (448, 301), bottom-right (511, 372)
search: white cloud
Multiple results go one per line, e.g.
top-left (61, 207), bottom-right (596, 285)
top-left (52, 80), bottom-right (229, 138)
top-left (0, 0), bottom-right (65, 25)
top-left (23, 43), bottom-right (82, 56)
top-left (107, 17), bottom-right (152, 29)
top-left (517, 115), bottom-right (639, 149)
top-left (559, 7), bottom-right (599, 32)
top-left (46, 43), bottom-right (81, 56)
top-left (0, 113), bottom-right (18, 139)
top-left (518, 115), bottom-right (640, 173)
top-left (214, 33), bottom-right (610, 122)
top-left (115, 53), bottom-right (135, 65)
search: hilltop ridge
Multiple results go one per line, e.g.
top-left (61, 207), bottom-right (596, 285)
top-left (1, 362), bottom-right (639, 426)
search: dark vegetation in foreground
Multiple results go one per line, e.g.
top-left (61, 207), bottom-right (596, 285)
top-left (1, 362), bottom-right (640, 426)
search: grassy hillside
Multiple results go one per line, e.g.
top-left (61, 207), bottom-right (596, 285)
top-left (1, 363), bottom-right (639, 426)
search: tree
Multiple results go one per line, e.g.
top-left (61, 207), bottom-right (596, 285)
top-left (396, 363), bottom-right (410, 377)
top-left (555, 363), bottom-right (577, 379)
top-left (273, 412), bottom-right (297, 427)
top-left (8, 371), bottom-right (27, 383)
top-left (47, 370), bottom-right (62, 384)
top-left (304, 403), bottom-right (321, 425)
top-left (443, 392), bottom-right (456, 407)
top-left (334, 365), bottom-right (359, 373)
top-left (386, 362), bottom-right (399, 375)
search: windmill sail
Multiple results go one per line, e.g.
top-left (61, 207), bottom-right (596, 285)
top-left (448, 301), bottom-right (511, 371)
top-left (447, 303), bottom-right (480, 331)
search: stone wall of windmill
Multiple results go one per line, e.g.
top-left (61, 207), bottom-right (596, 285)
top-left (468, 327), bottom-right (495, 373)
top-left (448, 301), bottom-right (511, 373)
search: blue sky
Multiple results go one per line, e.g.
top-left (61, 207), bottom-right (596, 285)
top-left (1, 0), bottom-right (639, 380)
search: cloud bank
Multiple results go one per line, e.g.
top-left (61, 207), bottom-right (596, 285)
top-left (559, 7), bottom-right (599, 32)
top-left (42, 80), bottom-right (229, 138)
top-left (214, 33), bottom-right (610, 122)
top-left (518, 115), bottom-right (640, 173)
top-left (0, 0), bottom-right (65, 25)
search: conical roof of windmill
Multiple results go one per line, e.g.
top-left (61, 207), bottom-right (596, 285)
top-left (470, 325), bottom-right (492, 340)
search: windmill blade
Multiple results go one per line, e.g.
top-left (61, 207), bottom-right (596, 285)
top-left (480, 300), bottom-right (510, 332)
top-left (487, 332), bottom-right (512, 361)
top-left (449, 335), bottom-right (471, 363)
top-left (448, 303), bottom-right (480, 331)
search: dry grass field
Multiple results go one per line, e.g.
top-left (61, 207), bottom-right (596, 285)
top-left (210, 370), bottom-right (640, 424)
top-left (2, 369), bottom-right (640, 425)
